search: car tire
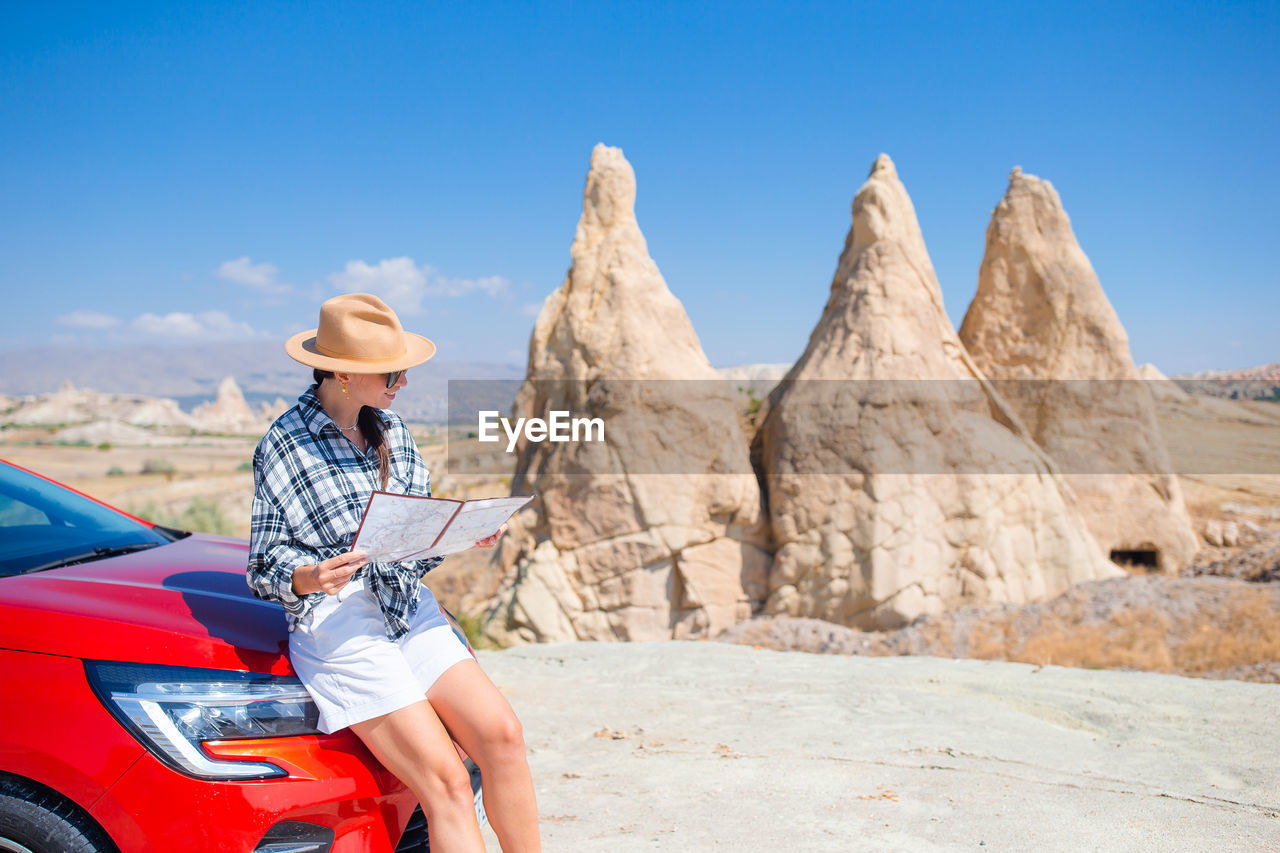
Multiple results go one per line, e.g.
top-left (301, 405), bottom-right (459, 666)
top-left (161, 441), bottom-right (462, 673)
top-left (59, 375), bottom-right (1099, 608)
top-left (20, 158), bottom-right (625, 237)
top-left (0, 777), bottom-right (117, 853)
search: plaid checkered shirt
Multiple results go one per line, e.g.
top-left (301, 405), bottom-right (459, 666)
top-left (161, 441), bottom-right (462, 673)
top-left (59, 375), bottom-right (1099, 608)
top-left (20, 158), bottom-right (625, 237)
top-left (247, 385), bottom-right (443, 640)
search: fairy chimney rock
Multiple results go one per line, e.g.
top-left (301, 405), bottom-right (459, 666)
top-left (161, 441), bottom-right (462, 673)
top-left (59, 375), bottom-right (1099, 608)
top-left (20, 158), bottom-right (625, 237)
top-left (191, 375), bottom-right (261, 433)
top-left (527, 143), bottom-right (716, 382)
top-left (958, 168), bottom-right (1199, 573)
top-left (960, 167), bottom-right (1133, 379)
top-left (485, 143), bottom-right (770, 645)
top-left (216, 375), bottom-right (247, 405)
top-left (756, 154), bottom-right (1117, 630)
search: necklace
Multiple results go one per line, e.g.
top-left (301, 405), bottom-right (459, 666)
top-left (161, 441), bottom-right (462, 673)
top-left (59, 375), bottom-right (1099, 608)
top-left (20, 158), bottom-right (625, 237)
top-left (337, 419), bottom-right (358, 431)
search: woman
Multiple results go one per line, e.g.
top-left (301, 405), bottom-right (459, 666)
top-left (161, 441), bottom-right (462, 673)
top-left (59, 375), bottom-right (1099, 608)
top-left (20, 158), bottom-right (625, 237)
top-left (247, 292), bottom-right (540, 853)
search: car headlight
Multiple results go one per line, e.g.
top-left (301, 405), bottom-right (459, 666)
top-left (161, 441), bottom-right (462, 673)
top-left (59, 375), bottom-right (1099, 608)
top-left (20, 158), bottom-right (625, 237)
top-left (86, 661), bottom-right (321, 780)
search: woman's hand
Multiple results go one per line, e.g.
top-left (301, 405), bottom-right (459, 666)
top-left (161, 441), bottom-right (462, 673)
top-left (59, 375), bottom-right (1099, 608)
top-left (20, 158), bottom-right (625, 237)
top-left (292, 550), bottom-right (367, 596)
top-left (473, 523), bottom-right (508, 550)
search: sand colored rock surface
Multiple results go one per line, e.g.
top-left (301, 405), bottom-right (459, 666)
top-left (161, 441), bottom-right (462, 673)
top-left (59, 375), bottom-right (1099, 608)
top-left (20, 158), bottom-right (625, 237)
top-left (480, 642), bottom-right (1280, 852)
top-left (10, 383), bottom-right (109, 426)
top-left (126, 397), bottom-right (198, 429)
top-left (1139, 362), bottom-right (1192, 403)
top-left (191, 376), bottom-right (264, 434)
top-left (11, 382), bottom-right (195, 431)
top-left (52, 420), bottom-right (184, 447)
top-left (484, 144), bottom-right (769, 644)
top-left (755, 154), bottom-right (1117, 630)
top-left (256, 397), bottom-right (289, 423)
top-left (959, 168), bottom-right (1199, 573)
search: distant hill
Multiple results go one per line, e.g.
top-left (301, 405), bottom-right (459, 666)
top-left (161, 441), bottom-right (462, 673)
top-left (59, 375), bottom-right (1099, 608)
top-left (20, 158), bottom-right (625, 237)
top-left (0, 342), bottom-right (524, 421)
top-left (716, 362), bottom-right (792, 381)
top-left (1172, 360), bottom-right (1280, 401)
top-left (713, 360), bottom-right (1280, 403)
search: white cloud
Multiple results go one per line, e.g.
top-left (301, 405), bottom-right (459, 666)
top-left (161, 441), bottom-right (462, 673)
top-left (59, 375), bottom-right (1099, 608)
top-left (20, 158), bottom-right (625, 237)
top-left (56, 310), bottom-right (121, 329)
top-left (520, 301), bottom-right (545, 317)
top-left (430, 274), bottom-right (511, 298)
top-left (216, 256), bottom-right (287, 293)
top-left (327, 257), bottom-right (510, 314)
top-left (130, 310), bottom-right (260, 340)
top-left (329, 257), bottom-right (429, 313)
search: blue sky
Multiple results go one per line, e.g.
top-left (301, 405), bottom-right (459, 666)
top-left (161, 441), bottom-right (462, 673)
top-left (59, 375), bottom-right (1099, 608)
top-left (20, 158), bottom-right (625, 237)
top-left (2, 1), bottom-right (1276, 374)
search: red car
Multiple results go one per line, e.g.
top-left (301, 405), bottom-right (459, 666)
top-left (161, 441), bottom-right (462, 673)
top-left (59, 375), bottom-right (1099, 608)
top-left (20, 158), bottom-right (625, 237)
top-left (0, 459), bottom-right (484, 852)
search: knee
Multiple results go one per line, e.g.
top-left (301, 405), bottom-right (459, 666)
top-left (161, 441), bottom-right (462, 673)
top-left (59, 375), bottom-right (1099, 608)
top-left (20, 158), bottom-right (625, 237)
top-left (482, 714), bottom-right (527, 763)
top-left (495, 714), bottom-right (525, 749)
top-left (417, 761), bottom-right (475, 817)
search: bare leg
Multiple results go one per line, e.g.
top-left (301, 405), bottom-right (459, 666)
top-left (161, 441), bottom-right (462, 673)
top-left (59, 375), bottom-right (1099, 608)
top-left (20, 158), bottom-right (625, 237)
top-left (350, 700), bottom-right (485, 853)
top-left (428, 659), bottom-right (541, 853)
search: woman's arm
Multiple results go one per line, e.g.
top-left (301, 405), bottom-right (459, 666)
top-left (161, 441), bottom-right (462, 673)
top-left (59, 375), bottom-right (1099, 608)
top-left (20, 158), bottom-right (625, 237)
top-left (246, 435), bottom-right (343, 614)
top-left (247, 486), bottom-right (322, 614)
top-left (248, 480), bottom-right (371, 602)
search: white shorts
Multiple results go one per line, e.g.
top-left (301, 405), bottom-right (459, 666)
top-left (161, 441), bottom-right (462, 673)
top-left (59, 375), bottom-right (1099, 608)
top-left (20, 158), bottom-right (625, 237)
top-left (288, 577), bottom-right (474, 734)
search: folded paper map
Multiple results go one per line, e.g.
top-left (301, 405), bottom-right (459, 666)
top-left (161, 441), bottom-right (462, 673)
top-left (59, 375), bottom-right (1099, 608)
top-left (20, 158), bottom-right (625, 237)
top-left (352, 491), bottom-right (534, 563)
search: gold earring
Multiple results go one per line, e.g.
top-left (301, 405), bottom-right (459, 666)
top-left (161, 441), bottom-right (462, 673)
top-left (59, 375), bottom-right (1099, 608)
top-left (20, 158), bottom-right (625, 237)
top-left (341, 382), bottom-right (349, 396)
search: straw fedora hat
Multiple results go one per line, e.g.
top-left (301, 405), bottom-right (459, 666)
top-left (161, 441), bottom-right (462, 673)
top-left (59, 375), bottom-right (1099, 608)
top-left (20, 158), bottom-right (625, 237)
top-left (285, 293), bottom-right (436, 373)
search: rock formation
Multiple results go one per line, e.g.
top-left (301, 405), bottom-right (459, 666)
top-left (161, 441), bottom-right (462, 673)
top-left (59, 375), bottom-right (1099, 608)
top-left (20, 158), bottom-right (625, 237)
top-left (191, 376), bottom-right (262, 434)
top-left (9, 382), bottom-right (103, 426)
top-left (125, 398), bottom-right (198, 430)
top-left (257, 397), bottom-right (289, 423)
top-left (6, 379), bottom-right (269, 435)
top-left (1138, 363), bottom-right (1192, 403)
top-left (484, 144), bottom-right (770, 644)
top-left (958, 168), bottom-right (1199, 573)
top-left (755, 154), bottom-right (1118, 630)
top-left (52, 420), bottom-right (182, 447)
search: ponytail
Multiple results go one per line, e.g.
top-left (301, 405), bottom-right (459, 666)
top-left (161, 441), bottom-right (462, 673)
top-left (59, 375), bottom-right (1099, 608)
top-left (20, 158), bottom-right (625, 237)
top-left (360, 405), bottom-right (392, 489)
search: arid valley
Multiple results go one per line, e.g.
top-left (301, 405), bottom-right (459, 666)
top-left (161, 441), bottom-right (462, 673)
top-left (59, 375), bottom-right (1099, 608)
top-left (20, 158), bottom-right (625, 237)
top-left (4, 369), bottom-right (1279, 683)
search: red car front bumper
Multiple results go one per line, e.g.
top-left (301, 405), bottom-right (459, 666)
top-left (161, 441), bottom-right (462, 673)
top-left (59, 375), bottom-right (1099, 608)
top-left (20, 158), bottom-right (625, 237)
top-left (1, 648), bottom-right (418, 853)
top-left (91, 734), bottom-right (419, 853)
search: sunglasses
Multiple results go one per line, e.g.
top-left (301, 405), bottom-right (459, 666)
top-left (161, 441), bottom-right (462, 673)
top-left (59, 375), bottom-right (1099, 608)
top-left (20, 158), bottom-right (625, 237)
top-left (384, 370), bottom-right (404, 389)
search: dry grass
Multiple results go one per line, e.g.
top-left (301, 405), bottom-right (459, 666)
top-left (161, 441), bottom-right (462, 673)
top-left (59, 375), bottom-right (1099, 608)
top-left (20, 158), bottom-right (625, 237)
top-left (919, 583), bottom-right (1280, 677)
top-left (1172, 592), bottom-right (1280, 673)
top-left (1007, 610), bottom-right (1177, 672)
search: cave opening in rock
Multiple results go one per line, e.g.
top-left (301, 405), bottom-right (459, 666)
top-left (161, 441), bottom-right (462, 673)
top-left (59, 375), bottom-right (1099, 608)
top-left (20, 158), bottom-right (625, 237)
top-left (1111, 549), bottom-right (1160, 571)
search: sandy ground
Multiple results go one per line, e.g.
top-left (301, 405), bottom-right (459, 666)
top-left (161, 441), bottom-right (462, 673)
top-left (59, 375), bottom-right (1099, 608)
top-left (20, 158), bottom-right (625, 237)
top-left (476, 642), bottom-right (1279, 852)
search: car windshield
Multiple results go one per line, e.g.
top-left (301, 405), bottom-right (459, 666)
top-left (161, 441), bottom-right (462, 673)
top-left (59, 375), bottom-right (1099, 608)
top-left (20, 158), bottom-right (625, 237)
top-left (0, 463), bottom-right (172, 578)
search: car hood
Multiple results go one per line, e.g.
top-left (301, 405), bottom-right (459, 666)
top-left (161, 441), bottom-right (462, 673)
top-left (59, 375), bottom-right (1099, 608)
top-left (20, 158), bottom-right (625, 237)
top-left (0, 534), bottom-right (293, 674)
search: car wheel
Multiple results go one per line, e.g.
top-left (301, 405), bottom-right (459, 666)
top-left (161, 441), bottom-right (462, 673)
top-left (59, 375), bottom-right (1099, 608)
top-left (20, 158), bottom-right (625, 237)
top-left (0, 777), bottom-right (117, 853)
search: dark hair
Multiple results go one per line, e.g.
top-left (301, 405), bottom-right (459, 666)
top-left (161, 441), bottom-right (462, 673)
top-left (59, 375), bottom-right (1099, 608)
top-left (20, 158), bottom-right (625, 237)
top-left (313, 369), bottom-right (391, 488)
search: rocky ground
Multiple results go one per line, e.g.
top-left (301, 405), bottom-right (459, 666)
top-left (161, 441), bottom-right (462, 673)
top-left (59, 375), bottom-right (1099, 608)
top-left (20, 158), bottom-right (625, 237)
top-left (478, 642), bottom-right (1280, 852)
